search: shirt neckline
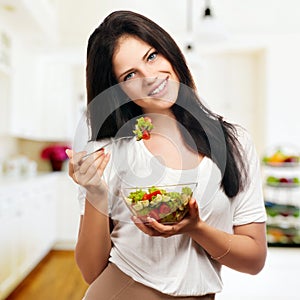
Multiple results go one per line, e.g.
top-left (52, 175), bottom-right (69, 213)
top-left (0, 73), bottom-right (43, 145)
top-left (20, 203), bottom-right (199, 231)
top-left (137, 139), bottom-right (208, 173)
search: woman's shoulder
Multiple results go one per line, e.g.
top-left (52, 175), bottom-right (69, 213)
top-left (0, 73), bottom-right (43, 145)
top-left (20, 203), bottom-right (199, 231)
top-left (233, 125), bottom-right (253, 148)
top-left (233, 125), bottom-right (259, 165)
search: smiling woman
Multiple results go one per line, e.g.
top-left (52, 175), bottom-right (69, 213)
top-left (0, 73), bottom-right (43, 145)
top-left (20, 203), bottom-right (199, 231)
top-left (66, 10), bottom-right (267, 300)
top-left (112, 35), bottom-right (180, 111)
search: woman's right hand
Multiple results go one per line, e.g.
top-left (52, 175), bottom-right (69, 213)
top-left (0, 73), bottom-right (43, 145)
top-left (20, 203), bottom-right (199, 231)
top-left (67, 149), bottom-right (112, 282)
top-left (66, 149), bottom-right (111, 198)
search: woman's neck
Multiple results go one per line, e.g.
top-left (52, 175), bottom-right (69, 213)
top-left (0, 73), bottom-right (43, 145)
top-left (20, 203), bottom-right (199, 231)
top-left (142, 109), bottom-right (178, 135)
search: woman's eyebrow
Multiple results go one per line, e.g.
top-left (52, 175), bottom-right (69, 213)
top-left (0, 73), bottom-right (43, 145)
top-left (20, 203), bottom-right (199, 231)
top-left (118, 47), bottom-right (154, 80)
top-left (119, 68), bottom-right (135, 80)
top-left (142, 47), bottom-right (153, 60)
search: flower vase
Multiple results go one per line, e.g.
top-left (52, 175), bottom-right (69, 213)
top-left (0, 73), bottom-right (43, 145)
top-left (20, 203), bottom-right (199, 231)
top-left (50, 159), bottom-right (63, 171)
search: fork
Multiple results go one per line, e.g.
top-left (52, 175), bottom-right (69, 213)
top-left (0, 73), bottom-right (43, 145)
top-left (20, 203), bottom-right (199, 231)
top-left (82, 136), bottom-right (133, 159)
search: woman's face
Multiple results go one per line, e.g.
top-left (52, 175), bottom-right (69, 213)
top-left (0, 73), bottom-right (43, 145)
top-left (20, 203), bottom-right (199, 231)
top-left (112, 35), bottom-right (180, 113)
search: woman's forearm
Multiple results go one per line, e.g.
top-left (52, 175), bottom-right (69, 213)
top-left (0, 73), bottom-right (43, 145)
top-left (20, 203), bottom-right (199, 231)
top-left (188, 221), bottom-right (267, 275)
top-left (75, 198), bottom-right (111, 284)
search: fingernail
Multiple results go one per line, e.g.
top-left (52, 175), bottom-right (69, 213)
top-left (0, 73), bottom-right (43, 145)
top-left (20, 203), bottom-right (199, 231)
top-left (65, 149), bottom-right (72, 158)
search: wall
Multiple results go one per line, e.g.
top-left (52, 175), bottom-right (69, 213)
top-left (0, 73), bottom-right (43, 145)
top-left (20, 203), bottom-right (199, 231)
top-left (265, 35), bottom-right (300, 149)
top-left (55, 0), bottom-right (300, 156)
top-left (2, 1), bottom-right (300, 159)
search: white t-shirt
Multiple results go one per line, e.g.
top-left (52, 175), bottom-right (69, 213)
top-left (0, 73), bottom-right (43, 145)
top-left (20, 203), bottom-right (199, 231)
top-left (78, 128), bottom-right (266, 296)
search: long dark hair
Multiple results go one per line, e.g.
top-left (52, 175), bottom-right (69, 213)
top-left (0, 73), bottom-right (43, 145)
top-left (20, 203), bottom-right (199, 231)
top-left (86, 10), bottom-right (247, 198)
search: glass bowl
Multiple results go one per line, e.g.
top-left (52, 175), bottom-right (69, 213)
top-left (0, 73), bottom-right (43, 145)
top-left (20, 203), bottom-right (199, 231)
top-left (122, 182), bottom-right (197, 224)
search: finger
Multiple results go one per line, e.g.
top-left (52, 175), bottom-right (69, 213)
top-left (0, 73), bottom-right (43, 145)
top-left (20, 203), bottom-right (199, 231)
top-left (78, 150), bottom-right (104, 173)
top-left (188, 198), bottom-right (199, 219)
top-left (70, 151), bottom-right (88, 178)
top-left (65, 149), bottom-right (73, 159)
top-left (67, 150), bottom-right (86, 180)
top-left (76, 152), bottom-right (106, 185)
top-left (66, 150), bottom-right (74, 177)
top-left (96, 152), bottom-right (111, 176)
top-left (131, 216), bottom-right (160, 237)
top-left (84, 152), bottom-right (110, 183)
top-left (146, 217), bottom-right (176, 235)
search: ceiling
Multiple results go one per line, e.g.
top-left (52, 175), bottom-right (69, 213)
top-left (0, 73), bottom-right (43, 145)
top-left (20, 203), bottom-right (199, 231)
top-left (56, 0), bottom-right (300, 46)
top-left (1, 0), bottom-right (300, 47)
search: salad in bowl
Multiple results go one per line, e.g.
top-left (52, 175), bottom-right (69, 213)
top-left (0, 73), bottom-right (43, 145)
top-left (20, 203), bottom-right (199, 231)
top-left (122, 183), bottom-right (197, 224)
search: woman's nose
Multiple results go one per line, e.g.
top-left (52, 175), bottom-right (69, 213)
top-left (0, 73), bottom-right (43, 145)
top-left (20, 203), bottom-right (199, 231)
top-left (140, 65), bottom-right (157, 83)
top-left (143, 76), bottom-right (157, 86)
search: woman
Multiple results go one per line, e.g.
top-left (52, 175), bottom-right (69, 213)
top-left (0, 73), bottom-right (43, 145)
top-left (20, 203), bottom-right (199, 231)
top-left (67, 10), bottom-right (267, 299)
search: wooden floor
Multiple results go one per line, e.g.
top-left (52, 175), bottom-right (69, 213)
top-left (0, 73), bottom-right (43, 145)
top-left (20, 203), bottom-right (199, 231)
top-left (5, 250), bottom-right (88, 300)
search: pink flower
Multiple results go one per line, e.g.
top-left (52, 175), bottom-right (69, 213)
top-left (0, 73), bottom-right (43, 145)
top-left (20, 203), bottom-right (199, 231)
top-left (41, 145), bottom-right (70, 161)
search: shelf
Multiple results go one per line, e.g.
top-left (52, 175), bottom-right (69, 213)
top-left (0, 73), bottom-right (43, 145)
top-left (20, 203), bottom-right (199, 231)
top-left (263, 162), bottom-right (300, 168)
top-left (265, 201), bottom-right (300, 218)
top-left (266, 224), bottom-right (300, 246)
top-left (266, 183), bottom-right (300, 188)
top-left (262, 150), bottom-right (300, 247)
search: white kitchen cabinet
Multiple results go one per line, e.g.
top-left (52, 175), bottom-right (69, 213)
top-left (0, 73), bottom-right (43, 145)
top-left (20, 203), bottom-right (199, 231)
top-left (35, 55), bottom-right (76, 142)
top-left (0, 189), bottom-right (16, 298)
top-left (0, 0), bottom-right (57, 42)
top-left (0, 171), bottom-right (81, 298)
top-left (0, 28), bottom-right (12, 136)
top-left (54, 172), bottom-right (80, 249)
top-left (0, 174), bottom-right (57, 299)
top-left (9, 50), bottom-right (82, 142)
top-left (0, 71), bottom-right (11, 135)
top-left (35, 51), bottom-right (86, 142)
top-left (9, 42), bottom-right (42, 139)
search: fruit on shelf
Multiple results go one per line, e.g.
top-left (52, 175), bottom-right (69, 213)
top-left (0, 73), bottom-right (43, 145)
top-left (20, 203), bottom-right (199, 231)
top-left (267, 225), bottom-right (300, 244)
top-left (266, 176), bottom-right (300, 187)
top-left (263, 149), bottom-right (299, 166)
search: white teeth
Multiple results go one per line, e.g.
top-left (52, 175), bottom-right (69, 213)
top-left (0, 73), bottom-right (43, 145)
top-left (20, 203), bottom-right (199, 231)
top-left (149, 79), bottom-right (167, 96)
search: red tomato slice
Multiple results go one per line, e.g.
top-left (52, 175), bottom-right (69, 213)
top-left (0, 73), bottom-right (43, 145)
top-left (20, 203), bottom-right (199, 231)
top-left (142, 190), bottom-right (161, 200)
top-left (149, 209), bottom-right (160, 220)
top-left (142, 130), bottom-right (151, 140)
top-left (159, 203), bottom-right (171, 215)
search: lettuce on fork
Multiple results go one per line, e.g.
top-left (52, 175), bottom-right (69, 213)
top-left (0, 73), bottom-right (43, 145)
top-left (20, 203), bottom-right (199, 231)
top-left (133, 117), bottom-right (154, 141)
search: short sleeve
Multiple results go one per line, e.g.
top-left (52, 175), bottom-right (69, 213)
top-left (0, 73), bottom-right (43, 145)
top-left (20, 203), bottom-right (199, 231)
top-left (231, 129), bottom-right (267, 226)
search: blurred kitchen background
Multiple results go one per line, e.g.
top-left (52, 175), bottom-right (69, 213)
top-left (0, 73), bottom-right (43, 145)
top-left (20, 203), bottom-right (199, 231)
top-left (0, 0), bottom-right (300, 299)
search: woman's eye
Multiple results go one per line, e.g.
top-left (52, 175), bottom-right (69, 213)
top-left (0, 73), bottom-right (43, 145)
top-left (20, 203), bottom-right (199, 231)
top-left (124, 72), bottom-right (135, 81)
top-left (147, 51), bottom-right (158, 61)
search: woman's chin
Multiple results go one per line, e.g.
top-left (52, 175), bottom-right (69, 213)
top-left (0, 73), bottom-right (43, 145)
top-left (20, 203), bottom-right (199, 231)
top-left (133, 98), bottom-right (175, 111)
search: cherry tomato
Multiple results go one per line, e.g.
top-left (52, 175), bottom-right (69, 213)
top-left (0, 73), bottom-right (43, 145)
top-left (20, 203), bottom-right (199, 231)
top-left (142, 190), bottom-right (162, 200)
top-left (142, 130), bottom-right (151, 140)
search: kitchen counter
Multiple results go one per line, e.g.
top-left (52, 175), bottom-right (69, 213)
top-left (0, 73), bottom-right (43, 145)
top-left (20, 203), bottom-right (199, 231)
top-left (0, 171), bottom-right (65, 186)
top-left (0, 170), bottom-right (79, 298)
top-left (218, 247), bottom-right (300, 299)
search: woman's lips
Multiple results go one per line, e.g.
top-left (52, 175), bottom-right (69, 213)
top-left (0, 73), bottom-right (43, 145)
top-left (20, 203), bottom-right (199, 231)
top-left (148, 77), bottom-right (169, 96)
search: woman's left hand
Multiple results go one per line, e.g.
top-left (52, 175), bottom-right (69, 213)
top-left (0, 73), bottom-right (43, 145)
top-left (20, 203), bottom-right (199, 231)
top-left (132, 198), bottom-right (202, 237)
